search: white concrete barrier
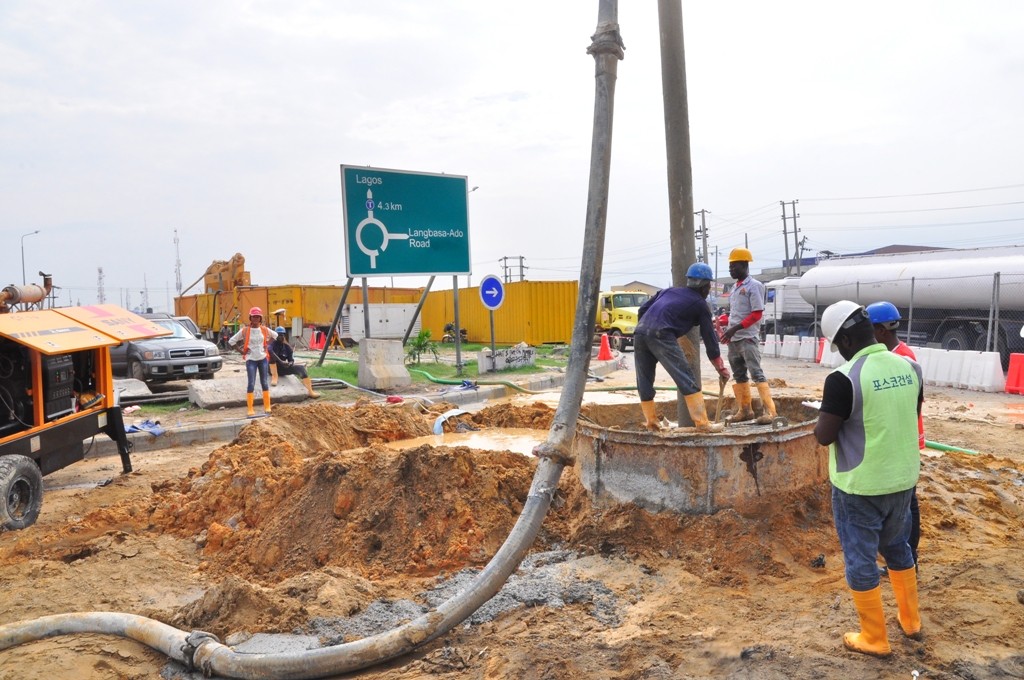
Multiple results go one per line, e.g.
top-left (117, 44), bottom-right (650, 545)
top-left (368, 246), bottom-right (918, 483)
top-left (798, 337), bottom-right (816, 361)
top-left (781, 335), bottom-right (801, 359)
top-left (763, 335), bottom-right (782, 358)
top-left (962, 351), bottom-right (1006, 392)
top-left (913, 347), bottom-right (937, 385)
top-left (934, 350), bottom-right (964, 387)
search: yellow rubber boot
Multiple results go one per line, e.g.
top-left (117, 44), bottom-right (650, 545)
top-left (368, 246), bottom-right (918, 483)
top-left (640, 401), bottom-right (662, 431)
top-left (754, 382), bottom-right (778, 424)
top-left (302, 376), bottom-right (321, 398)
top-left (246, 393), bottom-right (256, 417)
top-left (844, 586), bottom-right (892, 657)
top-left (726, 382), bottom-right (754, 423)
top-left (889, 566), bottom-right (923, 639)
top-left (683, 393), bottom-right (723, 433)
top-left (262, 391), bottom-right (272, 415)
top-left (270, 362), bottom-right (279, 386)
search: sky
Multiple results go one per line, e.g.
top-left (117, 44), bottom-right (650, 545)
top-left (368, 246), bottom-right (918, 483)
top-left (3, 1), bottom-right (1024, 312)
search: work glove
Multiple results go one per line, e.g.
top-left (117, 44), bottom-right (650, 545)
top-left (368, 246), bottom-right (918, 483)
top-left (711, 355), bottom-right (731, 382)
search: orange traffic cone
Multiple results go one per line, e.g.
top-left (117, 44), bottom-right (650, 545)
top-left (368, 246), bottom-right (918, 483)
top-left (597, 333), bottom-right (614, 361)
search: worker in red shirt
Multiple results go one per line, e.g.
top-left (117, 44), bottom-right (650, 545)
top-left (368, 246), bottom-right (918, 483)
top-left (866, 300), bottom-right (924, 570)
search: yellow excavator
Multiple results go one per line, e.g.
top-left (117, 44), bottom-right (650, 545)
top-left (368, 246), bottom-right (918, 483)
top-left (0, 276), bottom-right (170, 530)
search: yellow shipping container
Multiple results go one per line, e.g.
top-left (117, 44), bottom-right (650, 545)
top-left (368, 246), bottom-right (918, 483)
top-left (421, 280), bottom-right (577, 345)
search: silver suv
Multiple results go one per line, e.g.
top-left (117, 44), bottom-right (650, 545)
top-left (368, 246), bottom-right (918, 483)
top-left (110, 316), bottom-right (222, 382)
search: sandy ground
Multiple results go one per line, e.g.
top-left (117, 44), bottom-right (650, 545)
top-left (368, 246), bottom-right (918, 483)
top-left (1, 351), bottom-right (1022, 680)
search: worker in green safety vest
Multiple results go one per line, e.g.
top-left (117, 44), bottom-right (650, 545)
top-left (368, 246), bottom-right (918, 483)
top-left (814, 300), bottom-right (924, 658)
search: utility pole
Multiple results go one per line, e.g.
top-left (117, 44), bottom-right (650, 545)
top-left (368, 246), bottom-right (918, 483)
top-left (516, 255), bottom-right (527, 281)
top-left (791, 200), bottom-right (801, 275)
top-left (711, 245), bottom-right (720, 282)
top-left (174, 229), bottom-right (183, 294)
top-left (97, 267), bottom-right (106, 303)
top-left (694, 208), bottom-right (709, 265)
top-left (781, 199), bottom-right (801, 275)
top-left (780, 200), bottom-right (791, 275)
top-left (498, 256), bottom-right (510, 283)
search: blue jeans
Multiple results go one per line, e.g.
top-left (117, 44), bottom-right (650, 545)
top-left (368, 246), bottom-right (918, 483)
top-left (727, 337), bottom-right (766, 383)
top-left (633, 327), bottom-right (699, 401)
top-left (832, 484), bottom-right (915, 590)
top-left (246, 359), bottom-right (270, 393)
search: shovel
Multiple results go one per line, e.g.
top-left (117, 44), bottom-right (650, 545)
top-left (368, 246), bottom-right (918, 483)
top-left (715, 375), bottom-right (728, 423)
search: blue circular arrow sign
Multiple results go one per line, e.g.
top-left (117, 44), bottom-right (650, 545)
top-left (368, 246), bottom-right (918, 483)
top-left (479, 275), bottom-right (505, 311)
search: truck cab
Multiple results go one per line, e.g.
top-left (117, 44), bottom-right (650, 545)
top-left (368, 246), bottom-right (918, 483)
top-left (596, 290), bottom-right (650, 349)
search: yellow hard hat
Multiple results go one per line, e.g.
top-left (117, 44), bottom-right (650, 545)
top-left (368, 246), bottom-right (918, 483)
top-left (728, 247), bottom-right (753, 263)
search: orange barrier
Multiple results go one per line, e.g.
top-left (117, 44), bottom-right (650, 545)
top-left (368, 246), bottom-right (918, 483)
top-left (1007, 353), bottom-right (1024, 394)
top-left (597, 333), bottom-right (613, 361)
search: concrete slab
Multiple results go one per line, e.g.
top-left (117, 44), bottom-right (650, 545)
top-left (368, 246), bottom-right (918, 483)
top-left (113, 378), bottom-right (152, 399)
top-left (188, 375), bottom-right (311, 409)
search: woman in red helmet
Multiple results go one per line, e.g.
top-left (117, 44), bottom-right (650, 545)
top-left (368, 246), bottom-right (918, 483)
top-left (228, 306), bottom-right (278, 416)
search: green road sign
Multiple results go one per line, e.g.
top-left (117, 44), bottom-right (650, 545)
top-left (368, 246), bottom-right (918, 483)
top-left (340, 165), bottom-right (471, 277)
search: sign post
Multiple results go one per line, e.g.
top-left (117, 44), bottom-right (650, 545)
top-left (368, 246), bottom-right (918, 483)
top-left (478, 275), bottom-right (505, 372)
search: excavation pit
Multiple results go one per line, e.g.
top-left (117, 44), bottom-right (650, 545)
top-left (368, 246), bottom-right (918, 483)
top-left (573, 396), bottom-right (826, 515)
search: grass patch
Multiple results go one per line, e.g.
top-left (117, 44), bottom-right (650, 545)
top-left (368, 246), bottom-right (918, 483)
top-left (307, 359), bottom-right (359, 383)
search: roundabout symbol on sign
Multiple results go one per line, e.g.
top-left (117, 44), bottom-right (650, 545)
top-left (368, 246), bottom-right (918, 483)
top-left (355, 189), bottom-right (408, 269)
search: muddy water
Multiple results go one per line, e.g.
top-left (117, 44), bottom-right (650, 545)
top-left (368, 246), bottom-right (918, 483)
top-left (383, 428), bottom-right (547, 457)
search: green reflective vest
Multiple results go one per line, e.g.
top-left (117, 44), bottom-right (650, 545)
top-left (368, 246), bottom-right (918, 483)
top-left (829, 343), bottom-right (922, 495)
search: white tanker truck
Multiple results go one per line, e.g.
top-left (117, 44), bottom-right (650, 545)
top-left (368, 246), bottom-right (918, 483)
top-left (783, 246), bottom-right (1024, 368)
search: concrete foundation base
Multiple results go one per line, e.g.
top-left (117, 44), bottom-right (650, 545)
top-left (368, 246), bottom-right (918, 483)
top-left (189, 375), bottom-right (311, 410)
top-left (573, 397), bottom-right (826, 515)
top-left (358, 339), bottom-right (411, 390)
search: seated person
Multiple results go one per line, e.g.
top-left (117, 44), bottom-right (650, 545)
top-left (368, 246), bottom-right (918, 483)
top-left (268, 327), bottom-right (320, 398)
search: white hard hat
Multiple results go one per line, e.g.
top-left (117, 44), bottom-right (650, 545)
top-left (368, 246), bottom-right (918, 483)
top-left (821, 300), bottom-right (866, 354)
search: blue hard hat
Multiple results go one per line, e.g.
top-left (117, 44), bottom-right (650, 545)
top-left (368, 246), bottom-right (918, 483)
top-left (866, 301), bottom-right (901, 325)
top-left (275, 326), bottom-right (286, 334)
top-left (686, 263), bottom-right (714, 281)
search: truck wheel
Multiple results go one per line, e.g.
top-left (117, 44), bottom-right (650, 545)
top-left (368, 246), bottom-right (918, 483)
top-left (129, 359), bottom-right (146, 382)
top-left (0, 455), bottom-right (44, 531)
top-left (940, 328), bottom-right (973, 352)
top-left (609, 329), bottom-right (623, 351)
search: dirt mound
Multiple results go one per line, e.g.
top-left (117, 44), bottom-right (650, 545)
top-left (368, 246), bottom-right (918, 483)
top-left (470, 402), bottom-right (554, 429)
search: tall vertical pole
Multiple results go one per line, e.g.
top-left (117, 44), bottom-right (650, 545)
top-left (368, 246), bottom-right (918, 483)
top-left (361, 277), bottom-right (371, 340)
top-left (659, 0), bottom-right (697, 425)
top-left (453, 275), bottom-right (463, 376)
top-left (791, 200), bottom-right (802, 275)
top-left (695, 208), bottom-right (709, 264)
top-left (547, 0), bottom-right (624, 447)
top-left (780, 200), bottom-right (791, 275)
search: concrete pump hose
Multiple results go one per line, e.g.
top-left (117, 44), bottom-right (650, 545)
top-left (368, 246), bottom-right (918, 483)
top-left (0, 612), bottom-right (194, 664)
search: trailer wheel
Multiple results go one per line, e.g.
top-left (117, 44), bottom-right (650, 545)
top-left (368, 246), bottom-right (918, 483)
top-left (940, 328), bottom-right (973, 352)
top-left (0, 455), bottom-right (44, 531)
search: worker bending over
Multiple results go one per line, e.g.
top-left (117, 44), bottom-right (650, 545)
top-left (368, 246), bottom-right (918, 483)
top-left (815, 301), bottom-right (924, 657)
top-left (720, 247), bottom-right (777, 425)
top-left (633, 263), bottom-right (730, 433)
top-left (269, 327), bottom-right (321, 399)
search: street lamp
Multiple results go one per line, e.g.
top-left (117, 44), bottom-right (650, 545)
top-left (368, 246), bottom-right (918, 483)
top-left (21, 230), bottom-right (40, 285)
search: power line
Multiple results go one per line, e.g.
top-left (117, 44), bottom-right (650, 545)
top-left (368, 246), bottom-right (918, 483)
top-left (802, 182), bottom-right (1024, 202)
top-left (807, 216), bottom-right (1024, 231)
top-left (804, 200), bottom-right (1024, 216)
